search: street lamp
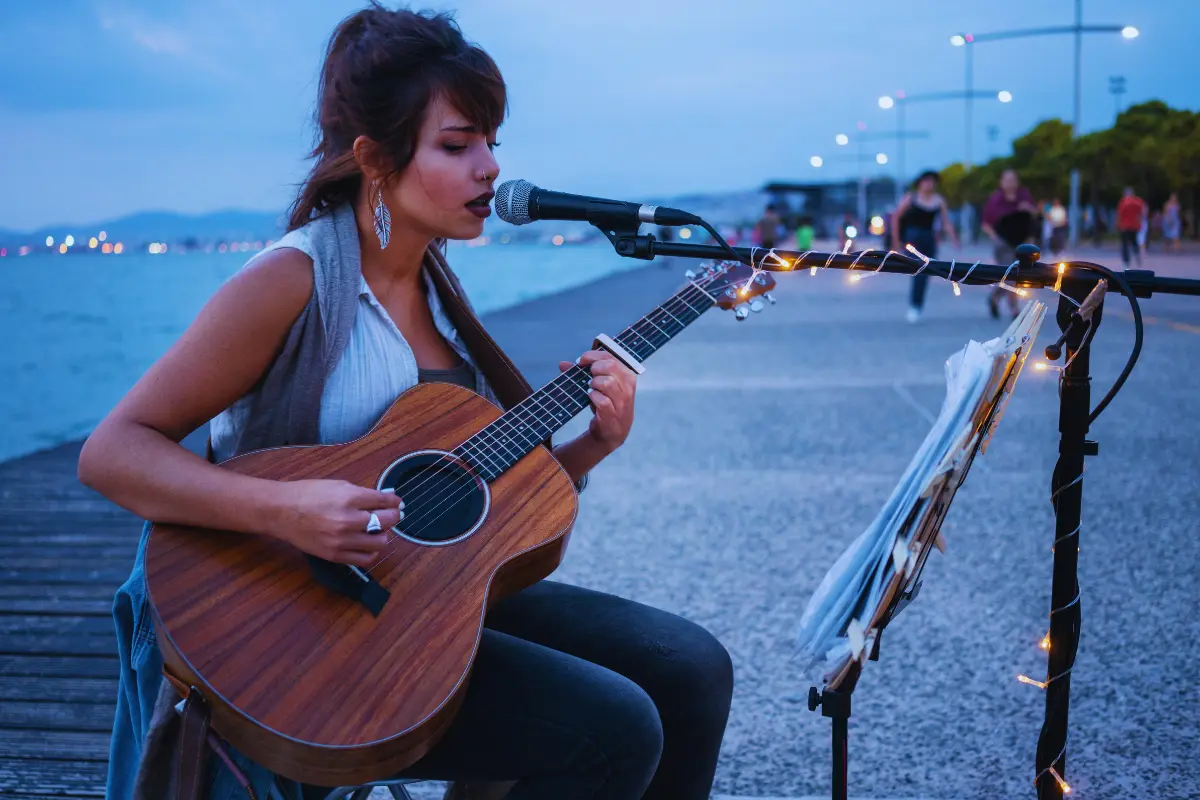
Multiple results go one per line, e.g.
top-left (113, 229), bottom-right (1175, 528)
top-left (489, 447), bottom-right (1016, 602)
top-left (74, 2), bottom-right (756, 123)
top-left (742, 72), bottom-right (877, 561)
top-left (878, 90), bottom-right (1012, 202)
top-left (810, 155), bottom-right (824, 168)
top-left (875, 153), bottom-right (888, 165)
top-left (835, 133), bottom-right (849, 146)
top-left (950, 4), bottom-right (1140, 248)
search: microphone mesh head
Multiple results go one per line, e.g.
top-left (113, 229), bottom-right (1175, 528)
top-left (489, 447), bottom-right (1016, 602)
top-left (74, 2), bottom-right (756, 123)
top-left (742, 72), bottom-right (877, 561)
top-left (495, 179), bottom-right (534, 225)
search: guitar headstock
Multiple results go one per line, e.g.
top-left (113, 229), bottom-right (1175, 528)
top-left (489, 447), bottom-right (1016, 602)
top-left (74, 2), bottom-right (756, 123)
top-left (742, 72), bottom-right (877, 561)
top-left (688, 261), bottom-right (778, 319)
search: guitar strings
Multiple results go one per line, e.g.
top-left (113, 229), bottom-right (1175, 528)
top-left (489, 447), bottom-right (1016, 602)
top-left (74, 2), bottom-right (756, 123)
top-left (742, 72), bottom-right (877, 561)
top-left (365, 272), bottom-right (732, 571)
top-left (374, 278), bottom-right (716, 517)
top-left (366, 285), bottom-right (708, 572)
top-left (375, 278), bottom-right (718, 522)
top-left (371, 278), bottom-right (718, 559)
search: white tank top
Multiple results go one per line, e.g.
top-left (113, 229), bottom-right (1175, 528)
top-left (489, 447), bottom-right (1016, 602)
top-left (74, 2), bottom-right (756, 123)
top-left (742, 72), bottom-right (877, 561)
top-left (209, 227), bottom-right (480, 462)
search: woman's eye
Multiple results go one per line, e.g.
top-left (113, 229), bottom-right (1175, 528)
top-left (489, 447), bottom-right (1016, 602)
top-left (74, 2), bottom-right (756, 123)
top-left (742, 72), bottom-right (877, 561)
top-left (443, 144), bottom-right (467, 153)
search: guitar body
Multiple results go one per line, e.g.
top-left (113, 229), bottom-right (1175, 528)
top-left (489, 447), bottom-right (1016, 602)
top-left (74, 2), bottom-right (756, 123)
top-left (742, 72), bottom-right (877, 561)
top-left (145, 383), bottom-right (578, 785)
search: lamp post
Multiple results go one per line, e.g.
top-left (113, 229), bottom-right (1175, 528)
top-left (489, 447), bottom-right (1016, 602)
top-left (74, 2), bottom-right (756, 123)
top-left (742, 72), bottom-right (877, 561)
top-left (829, 129), bottom-right (930, 223)
top-left (951, 4), bottom-right (1139, 248)
top-left (809, 147), bottom-right (898, 231)
top-left (1108, 75), bottom-right (1127, 120)
top-left (878, 90), bottom-right (1011, 203)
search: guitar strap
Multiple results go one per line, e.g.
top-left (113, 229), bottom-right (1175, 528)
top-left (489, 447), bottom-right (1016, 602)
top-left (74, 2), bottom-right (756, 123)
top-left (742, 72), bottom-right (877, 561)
top-left (422, 246), bottom-right (538, 413)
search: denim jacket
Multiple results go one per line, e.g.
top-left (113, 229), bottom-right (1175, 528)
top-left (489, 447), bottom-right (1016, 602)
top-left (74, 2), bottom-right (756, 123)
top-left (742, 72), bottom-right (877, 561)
top-left (107, 523), bottom-right (281, 799)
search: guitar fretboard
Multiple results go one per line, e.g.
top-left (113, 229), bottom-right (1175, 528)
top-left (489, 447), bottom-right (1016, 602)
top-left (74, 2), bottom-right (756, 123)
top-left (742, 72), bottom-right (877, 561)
top-left (451, 280), bottom-right (717, 480)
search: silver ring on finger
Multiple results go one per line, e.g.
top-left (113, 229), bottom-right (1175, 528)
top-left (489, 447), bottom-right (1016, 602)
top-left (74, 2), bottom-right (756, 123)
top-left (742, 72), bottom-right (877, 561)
top-left (366, 512), bottom-right (383, 533)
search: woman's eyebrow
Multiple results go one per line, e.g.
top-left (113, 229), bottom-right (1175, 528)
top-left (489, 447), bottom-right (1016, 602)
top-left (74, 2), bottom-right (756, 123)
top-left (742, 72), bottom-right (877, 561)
top-left (440, 124), bottom-right (478, 133)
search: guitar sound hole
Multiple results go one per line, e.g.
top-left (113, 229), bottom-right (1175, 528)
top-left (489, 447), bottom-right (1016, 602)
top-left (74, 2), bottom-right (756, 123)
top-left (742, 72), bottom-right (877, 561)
top-left (377, 451), bottom-right (487, 544)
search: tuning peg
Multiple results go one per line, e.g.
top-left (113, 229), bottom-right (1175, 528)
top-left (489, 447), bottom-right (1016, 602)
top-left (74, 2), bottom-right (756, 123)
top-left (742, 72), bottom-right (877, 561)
top-left (764, 292), bottom-right (776, 305)
top-left (748, 298), bottom-right (765, 313)
top-left (755, 273), bottom-right (769, 285)
top-left (684, 269), bottom-right (696, 279)
top-left (734, 305), bottom-right (749, 321)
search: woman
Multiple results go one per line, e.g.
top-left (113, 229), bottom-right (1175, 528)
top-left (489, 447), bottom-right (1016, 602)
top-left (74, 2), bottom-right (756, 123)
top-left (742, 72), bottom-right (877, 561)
top-left (1163, 193), bottom-right (1182, 253)
top-left (981, 169), bottom-right (1036, 319)
top-left (82, 7), bottom-right (733, 800)
top-left (891, 170), bottom-right (959, 323)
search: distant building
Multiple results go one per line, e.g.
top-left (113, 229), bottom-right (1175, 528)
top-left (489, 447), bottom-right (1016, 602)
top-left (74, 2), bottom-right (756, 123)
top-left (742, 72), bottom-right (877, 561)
top-left (763, 178), bottom-right (897, 237)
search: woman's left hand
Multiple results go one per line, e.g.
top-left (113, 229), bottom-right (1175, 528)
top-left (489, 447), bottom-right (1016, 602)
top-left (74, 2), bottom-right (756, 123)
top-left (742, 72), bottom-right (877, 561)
top-left (559, 349), bottom-right (637, 453)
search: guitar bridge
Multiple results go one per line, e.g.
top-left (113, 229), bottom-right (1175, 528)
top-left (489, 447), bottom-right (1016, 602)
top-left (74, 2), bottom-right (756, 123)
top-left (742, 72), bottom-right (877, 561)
top-left (306, 555), bottom-right (390, 616)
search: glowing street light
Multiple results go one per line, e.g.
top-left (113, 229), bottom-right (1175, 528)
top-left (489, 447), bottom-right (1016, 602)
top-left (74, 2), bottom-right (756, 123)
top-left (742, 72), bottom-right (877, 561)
top-left (878, 95), bottom-right (895, 109)
top-left (998, 90), bottom-right (1013, 103)
top-left (950, 34), bottom-right (966, 46)
top-left (876, 153), bottom-right (888, 165)
top-left (1121, 25), bottom-right (1139, 39)
top-left (64, 235), bottom-right (75, 247)
top-left (835, 133), bottom-right (849, 146)
top-left (810, 155), bottom-right (824, 168)
top-left (45, 236), bottom-right (54, 247)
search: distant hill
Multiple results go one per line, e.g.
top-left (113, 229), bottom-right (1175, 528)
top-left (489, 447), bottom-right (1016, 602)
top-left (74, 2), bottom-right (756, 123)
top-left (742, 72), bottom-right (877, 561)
top-left (0, 209), bottom-right (286, 247)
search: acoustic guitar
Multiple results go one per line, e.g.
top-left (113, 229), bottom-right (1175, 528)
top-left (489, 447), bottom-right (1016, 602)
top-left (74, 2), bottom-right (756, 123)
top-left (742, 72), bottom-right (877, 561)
top-left (146, 260), bottom-right (776, 785)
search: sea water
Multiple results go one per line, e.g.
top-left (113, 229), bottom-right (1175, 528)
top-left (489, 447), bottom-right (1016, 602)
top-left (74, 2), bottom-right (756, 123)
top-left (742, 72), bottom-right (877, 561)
top-left (0, 243), bottom-right (643, 461)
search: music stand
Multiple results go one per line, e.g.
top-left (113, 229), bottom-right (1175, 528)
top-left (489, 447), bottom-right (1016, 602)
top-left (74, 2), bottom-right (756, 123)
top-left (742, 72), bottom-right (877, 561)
top-left (798, 301), bottom-right (1048, 800)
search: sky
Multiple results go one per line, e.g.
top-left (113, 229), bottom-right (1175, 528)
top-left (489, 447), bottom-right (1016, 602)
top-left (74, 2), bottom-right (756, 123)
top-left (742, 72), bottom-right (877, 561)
top-left (1, 0), bottom-right (1197, 231)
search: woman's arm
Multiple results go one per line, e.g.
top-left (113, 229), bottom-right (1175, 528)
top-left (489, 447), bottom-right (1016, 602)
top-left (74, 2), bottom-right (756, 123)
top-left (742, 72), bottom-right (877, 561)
top-left (890, 195), bottom-right (911, 252)
top-left (78, 248), bottom-right (402, 565)
top-left (940, 198), bottom-right (961, 249)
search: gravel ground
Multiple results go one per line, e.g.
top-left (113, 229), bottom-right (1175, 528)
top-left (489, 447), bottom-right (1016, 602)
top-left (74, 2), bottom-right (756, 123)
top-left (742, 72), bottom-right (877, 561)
top-left (474, 247), bottom-right (1200, 800)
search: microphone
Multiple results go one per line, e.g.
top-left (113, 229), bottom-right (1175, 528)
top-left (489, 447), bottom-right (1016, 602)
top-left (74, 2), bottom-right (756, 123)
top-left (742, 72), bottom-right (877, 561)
top-left (495, 180), bottom-right (701, 228)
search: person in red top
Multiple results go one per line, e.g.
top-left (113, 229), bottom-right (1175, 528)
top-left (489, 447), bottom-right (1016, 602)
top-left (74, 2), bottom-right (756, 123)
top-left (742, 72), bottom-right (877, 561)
top-left (1116, 187), bottom-right (1148, 267)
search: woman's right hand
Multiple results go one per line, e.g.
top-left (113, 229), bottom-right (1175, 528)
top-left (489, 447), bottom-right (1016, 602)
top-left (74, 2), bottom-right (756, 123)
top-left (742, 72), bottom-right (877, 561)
top-left (267, 479), bottom-right (404, 567)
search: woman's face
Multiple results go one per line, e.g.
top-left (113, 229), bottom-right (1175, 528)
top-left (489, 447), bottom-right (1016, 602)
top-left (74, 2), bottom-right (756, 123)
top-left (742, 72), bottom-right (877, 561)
top-left (385, 93), bottom-right (500, 241)
top-left (917, 176), bottom-right (937, 194)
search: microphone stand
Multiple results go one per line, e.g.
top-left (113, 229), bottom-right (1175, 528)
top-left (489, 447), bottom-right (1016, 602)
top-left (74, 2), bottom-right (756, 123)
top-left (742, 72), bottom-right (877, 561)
top-left (592, 228), bottom-right (1200, 800)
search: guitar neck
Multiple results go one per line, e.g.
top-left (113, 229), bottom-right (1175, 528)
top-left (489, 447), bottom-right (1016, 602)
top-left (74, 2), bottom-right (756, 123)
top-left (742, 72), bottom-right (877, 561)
top-left (453, 280), bottom-right (717, 480)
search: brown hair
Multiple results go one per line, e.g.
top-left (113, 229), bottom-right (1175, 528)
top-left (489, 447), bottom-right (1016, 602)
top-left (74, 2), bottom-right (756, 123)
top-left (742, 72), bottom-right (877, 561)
top-left (287, 4), bottom-right (506, 231)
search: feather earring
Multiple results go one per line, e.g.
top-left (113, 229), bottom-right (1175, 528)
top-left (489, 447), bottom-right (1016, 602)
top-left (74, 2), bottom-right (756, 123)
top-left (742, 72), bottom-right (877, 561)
top-left (372, 180), bottom-right (391, 250)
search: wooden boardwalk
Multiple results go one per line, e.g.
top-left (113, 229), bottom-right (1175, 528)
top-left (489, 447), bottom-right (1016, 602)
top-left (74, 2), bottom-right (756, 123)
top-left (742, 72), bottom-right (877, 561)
top-left (0, 439), bottom-right (132, 797)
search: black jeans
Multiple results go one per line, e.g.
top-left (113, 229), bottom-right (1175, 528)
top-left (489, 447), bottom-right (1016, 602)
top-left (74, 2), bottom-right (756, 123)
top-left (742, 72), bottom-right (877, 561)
top-left (904, 227), bottom-right (937, 309)
top-left (390, 581), bottom-right (734, 799)
top-left (1120, 230), bottom-right (1140, 266)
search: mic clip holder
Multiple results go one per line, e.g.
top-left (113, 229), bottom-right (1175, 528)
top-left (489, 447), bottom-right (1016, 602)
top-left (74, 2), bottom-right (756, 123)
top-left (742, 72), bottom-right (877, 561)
top-left (592, 216), bottom-right (657, 261)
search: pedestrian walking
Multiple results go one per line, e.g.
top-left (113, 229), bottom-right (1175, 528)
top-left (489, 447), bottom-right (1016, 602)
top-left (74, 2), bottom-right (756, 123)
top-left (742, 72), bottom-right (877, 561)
top-left (891, 170), bottom-right (959, 323)
top-left (1163, 193), bottom-right (1182, 253)
top-left (980, 169), bottom-right (1036, 319)
top-left (1116, 187), bottom-right (1148, 267)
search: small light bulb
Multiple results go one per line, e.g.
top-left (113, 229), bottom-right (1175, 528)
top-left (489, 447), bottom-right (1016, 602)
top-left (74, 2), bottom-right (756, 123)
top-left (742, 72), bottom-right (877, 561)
top-left (1048, 766), bottom-right (1071, 794)
top-left (849, 274), bottom-right (863, 284)
top-left (1018, 674), bottom-right (1048, 689)
top-left (1054, 263), bottom-right (1066, 293)
top-left (1040, 633), bottom-right (1051, 651)
top-left (952, 281), bottom-right (962, 296)
top-left (1017, 288), bottom-right (1028, 297)
top-left (809, 265), bottom-right (818, 276)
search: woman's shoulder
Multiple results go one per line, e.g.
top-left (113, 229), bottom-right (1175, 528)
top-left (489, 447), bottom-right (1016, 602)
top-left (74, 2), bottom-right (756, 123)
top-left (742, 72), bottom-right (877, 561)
top-left (223, 239), bottom-right (315, 320)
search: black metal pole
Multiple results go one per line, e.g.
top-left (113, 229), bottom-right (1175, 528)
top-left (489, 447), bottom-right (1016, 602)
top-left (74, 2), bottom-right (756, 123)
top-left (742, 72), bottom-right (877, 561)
top-left (1035, 277), bottom-right (1099, 799)
top-left (832, 711), bottom-right (848, 800)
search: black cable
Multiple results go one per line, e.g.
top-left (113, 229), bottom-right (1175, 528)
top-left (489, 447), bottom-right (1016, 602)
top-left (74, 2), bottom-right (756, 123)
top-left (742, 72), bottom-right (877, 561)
top-left (695, 219), bottom-right (744, 264)
top-left (1057, 261), bottom-right (1144, 425)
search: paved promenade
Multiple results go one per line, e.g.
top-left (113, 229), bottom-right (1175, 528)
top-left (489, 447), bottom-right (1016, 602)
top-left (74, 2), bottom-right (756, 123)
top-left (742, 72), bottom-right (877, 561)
top-left (2, 244), bottom-right (1197, 798)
